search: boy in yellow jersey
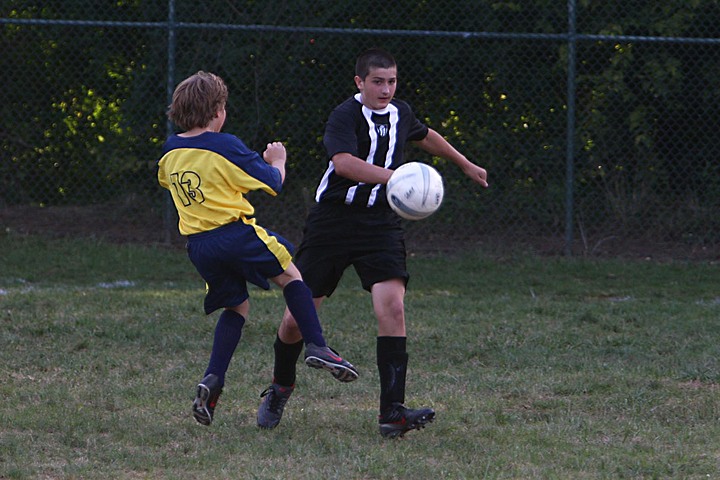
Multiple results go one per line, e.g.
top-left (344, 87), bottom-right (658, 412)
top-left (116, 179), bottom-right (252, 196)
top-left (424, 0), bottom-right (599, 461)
top-left (158, 71), bottom-right (357, 427)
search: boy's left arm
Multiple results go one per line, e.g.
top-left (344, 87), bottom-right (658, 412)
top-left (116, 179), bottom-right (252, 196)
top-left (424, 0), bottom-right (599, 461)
top-left (415, 128), bottom-right (488, 188)
top-left (262, 142), bottom-right (287, 183)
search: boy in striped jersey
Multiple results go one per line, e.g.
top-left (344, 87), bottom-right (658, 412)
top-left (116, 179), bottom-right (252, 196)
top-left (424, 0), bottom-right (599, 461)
top-left (158, 71), bottom-right (358, 427)
top-left (257, 50), bottom-right (488, 437)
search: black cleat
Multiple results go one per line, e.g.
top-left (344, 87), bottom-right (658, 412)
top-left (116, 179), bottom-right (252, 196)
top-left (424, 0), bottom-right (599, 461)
top-left (378, 403), bottom-right (435, 438)
top-left (257, 383), bottom-right (295, 429)
top-left (192, 374), bottom-right (223, 426)
top-left (304, 343), bottom-right (359, 383)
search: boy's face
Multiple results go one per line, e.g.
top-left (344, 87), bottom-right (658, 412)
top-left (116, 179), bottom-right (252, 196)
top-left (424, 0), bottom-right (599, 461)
top-left (355, 66), bottom-right (397, 110)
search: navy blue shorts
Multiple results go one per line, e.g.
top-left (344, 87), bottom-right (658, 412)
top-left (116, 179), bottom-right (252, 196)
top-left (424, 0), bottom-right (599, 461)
top-left (186, 220), bottom-right (294, 314)
top-left (294, 203), bottom-right (408, 298)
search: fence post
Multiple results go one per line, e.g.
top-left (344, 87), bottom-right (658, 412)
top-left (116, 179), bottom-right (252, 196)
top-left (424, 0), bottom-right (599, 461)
top-left (564, 0), bottom-right (577, 256)
top-left (162, 0), bottom-right (177, 244)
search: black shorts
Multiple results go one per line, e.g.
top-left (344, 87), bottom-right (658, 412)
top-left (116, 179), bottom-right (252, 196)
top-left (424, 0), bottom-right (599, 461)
top-left (294, 203), bottom-right (408, 297)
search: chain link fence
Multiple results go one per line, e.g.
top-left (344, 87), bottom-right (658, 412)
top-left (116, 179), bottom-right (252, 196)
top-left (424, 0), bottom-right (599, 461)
top-left (3, 1), bottom-right (720, 257)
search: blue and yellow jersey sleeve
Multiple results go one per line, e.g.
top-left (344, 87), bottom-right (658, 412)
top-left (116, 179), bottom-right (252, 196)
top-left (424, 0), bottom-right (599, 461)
top-left (157, 132), bottom-right (282, 235)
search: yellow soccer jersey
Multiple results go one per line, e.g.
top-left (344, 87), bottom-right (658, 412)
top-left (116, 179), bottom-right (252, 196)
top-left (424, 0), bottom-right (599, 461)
top-left (158, 132), bottom-right (282, 235)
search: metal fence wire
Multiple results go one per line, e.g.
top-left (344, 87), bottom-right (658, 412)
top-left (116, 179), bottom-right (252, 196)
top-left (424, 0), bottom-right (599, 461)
top-left (2, 1), bottom-right (720, 257)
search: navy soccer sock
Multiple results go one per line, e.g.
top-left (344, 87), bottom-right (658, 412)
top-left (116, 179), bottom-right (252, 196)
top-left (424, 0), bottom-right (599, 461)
top-left (282, 280), bottom-right (326, 347)
top-left (272, 335), bottom-right (304, 387)
top-left (204, 309), bottom-right (246, 385)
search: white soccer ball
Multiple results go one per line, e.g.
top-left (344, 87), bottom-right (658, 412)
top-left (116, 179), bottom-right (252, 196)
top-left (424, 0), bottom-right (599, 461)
top-left (386, 162), bottom-right (444, 220)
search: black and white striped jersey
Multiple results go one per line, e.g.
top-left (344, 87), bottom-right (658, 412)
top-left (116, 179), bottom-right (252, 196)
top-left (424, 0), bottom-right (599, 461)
top-left (316, 93), bottom-right (429, 208)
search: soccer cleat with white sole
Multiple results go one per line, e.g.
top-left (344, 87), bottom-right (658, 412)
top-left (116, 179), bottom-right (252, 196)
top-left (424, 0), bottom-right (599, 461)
top-left (192, 373), bottom-right (223, 426)
top-left (304, 343), bottom-right (359, 383)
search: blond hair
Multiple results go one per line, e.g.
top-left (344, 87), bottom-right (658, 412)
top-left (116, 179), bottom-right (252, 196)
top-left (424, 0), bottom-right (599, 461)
top-left (168, 71), bottom-right (228, 131)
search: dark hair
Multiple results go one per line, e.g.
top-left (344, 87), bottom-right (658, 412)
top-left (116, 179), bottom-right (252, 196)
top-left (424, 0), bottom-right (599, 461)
top-left (167, 71), bottom-right (228, 131)
top-left (355, 48), bottom-right (396, 80)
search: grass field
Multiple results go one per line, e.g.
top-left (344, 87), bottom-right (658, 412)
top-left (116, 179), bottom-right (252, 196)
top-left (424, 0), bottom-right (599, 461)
top-left (1, 233), bottom-right (719, 479)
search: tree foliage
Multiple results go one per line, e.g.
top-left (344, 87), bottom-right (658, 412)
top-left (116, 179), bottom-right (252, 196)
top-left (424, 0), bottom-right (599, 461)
top-left (2, 0), bottom-right (719, 242)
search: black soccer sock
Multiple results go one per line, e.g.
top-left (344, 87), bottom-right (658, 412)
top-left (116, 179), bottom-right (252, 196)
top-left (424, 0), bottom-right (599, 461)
top-left (377, 336), bottom-right (408, 414)
top-left (272, 335), bottom-right (304, 387)
top-left (205, 309), bottom-right (246, 385)
top-left (282, 280), bottom-right (326, 347)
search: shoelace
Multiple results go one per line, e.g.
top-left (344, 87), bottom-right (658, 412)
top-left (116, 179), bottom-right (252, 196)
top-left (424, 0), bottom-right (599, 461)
top-left (262, 388), bottom-right (290, 414)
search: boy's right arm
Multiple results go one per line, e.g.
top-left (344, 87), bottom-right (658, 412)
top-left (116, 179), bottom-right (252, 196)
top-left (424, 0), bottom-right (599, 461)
top-left (331, 153), bottom-right (393, 185)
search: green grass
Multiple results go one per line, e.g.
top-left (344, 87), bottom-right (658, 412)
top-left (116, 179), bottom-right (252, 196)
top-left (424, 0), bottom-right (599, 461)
top-left (1, 233), bottom-right (719, 479)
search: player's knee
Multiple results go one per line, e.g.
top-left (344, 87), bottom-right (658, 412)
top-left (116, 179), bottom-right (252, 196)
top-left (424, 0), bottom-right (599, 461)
top-left (377, 297), bottom-right (405, 323)
top-left (279, 309), bottom-right (302, 336)
top-left (281, 309), bottom-right (297, 326)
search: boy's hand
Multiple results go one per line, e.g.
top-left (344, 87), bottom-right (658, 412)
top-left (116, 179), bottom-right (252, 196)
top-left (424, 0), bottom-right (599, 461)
top-left (263, 142), bottom-right (286, 166)
top-left (462, 162), bottom-right (489, 188)
top-left (263, 141), bottom-right (287, 183)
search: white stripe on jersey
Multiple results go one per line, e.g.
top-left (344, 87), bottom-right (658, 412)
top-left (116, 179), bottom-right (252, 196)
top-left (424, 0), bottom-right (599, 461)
top-left (362, 103), bottom-right (398, 207)
top-left (345, 184), bottom-right (357, 204)
top-left (315, 161), bottom-right (335, 202)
